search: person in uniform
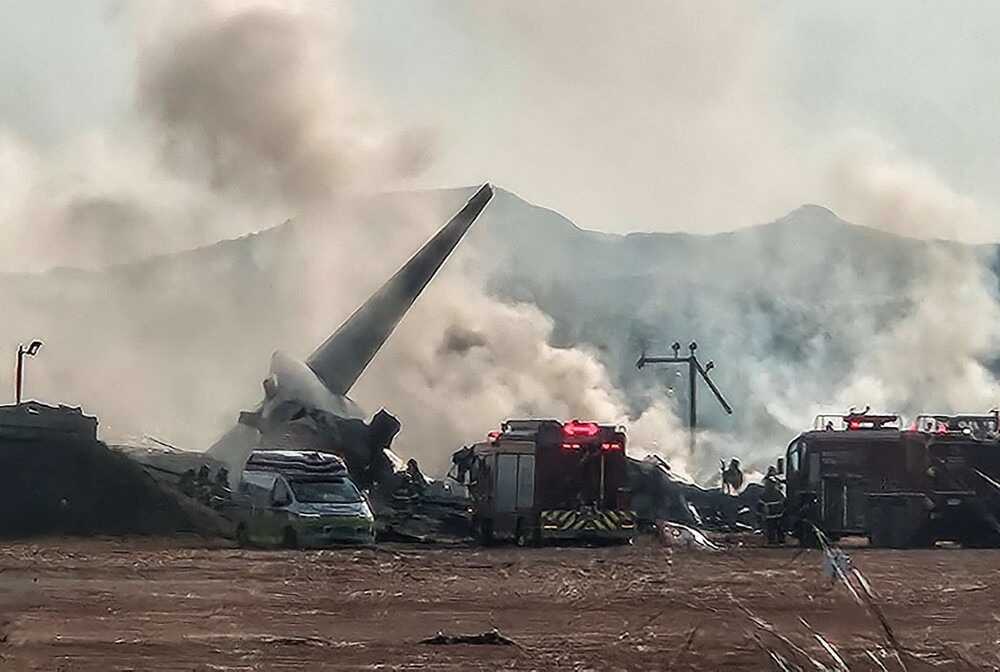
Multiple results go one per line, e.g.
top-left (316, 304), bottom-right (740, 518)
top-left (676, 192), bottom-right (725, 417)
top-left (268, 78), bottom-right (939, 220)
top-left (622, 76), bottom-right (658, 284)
top-left (210, 467), bottom-right (231, 505)
top-left (759, 466), bottom-right (786, 545)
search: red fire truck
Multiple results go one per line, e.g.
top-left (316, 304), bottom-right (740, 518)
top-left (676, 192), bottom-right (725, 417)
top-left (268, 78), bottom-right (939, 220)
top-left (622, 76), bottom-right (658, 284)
top-left (463, 419), bottom-right (636, 545)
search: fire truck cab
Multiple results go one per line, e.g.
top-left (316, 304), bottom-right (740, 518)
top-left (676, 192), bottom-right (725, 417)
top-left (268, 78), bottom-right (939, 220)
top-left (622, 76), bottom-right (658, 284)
top-left (782, 411), bottom-right (902, 546)
top-left (464, 419), bottom-right (636, 545)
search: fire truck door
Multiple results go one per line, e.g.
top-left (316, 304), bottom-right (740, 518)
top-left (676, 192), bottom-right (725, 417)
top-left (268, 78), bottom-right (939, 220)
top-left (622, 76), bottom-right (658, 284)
top-left (496, 454), bottom-right (518, 513)
top-left (822, 478), bottom-right (845, 530)
top-left (845, 479), bottom-right (866, 529)
top-left (822, 477), bottom-right (866, 531)
top-left (516, 455), bottom-right (535, 509)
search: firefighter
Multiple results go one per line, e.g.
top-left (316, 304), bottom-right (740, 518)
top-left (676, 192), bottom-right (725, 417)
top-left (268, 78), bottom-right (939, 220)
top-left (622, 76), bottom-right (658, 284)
top-left (195, 465), bottom-right (213, 504)
top-left (759, 466), bottom-right (786, 545)
top-left (211, 467), bottom-right (231, 505)
top-left (405, 458), bottom-right (427, 494)
top-left (721, 458), bottom-right (744, 495)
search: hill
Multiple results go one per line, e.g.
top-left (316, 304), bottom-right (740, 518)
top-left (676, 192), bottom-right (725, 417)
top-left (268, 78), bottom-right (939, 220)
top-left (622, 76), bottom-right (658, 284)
top-left (2, 187), bottom-right (996, 479)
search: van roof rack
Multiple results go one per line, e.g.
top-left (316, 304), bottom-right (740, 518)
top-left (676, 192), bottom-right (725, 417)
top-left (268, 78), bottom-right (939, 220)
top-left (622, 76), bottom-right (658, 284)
top-left (245, 450), bottom-right (348, 474)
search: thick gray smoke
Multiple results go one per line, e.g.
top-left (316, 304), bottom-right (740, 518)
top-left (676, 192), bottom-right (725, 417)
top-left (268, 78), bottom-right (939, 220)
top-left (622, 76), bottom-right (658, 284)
top-left (0, 2), bottom-right (679, 477)
top-left (138, 7), bottom-right (430, 208)
top-left (1, 2), bottom-right (998, 486)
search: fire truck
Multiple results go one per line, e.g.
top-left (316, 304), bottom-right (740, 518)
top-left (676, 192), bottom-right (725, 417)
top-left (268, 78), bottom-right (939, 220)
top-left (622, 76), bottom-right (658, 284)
top-left (462, 419), bottom-right (636, 545)
top-left (781, 409), bottom-right (1000, 548)
top-left (871, 413), bottom-right (1000, 548)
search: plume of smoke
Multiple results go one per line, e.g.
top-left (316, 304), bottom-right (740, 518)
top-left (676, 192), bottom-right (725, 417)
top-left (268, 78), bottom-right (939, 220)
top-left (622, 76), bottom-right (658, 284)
top-left (3, 1), bottom-right (1000, 489)
top-left (352, 270), bottom-right (690, 475)
top-left (137, 5), bottom-right (430, 209)
top-left (0, 1), bottom-right (695, 479)
top-left (822, 135), bottom-right (1000, 415)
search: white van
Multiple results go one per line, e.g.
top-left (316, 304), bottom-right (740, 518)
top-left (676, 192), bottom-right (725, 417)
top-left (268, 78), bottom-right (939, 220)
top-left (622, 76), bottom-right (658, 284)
top-left (234, 451), bottom-right (375, 548)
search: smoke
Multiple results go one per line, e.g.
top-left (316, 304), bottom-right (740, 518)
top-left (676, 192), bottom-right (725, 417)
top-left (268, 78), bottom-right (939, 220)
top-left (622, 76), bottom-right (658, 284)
top-left (0, 1), bottom-right (688, 480)
top-left (138, 6), bottom-right (430, 208)
top-left (2, 2), bottom-right (999, 487)
top-left (0, 2), bottom-right (437, 439)
top-left (413, 3), bottom-right (1000, 480)
top-left (818, 134), bottom-right (1000, 416)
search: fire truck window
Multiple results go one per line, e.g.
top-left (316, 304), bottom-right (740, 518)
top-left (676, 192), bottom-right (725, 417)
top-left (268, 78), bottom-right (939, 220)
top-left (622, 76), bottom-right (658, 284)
top-left (469, 457), bottom-right (482, 483)
top-left (495, 454), bottom-right (518, 513)
top-left (808, 451), bottom-right (820, 484)
top-left (788, 444), bottom-right (800, 474)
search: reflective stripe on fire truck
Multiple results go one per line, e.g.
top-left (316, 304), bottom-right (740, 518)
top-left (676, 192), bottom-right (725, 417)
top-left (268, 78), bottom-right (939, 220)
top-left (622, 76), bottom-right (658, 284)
top-left (539, 510), bottom-right (636, 531)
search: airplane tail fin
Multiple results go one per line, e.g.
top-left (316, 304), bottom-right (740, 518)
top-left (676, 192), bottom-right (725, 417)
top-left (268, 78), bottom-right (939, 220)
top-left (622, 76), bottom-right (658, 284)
top-left (306, 183), bottom-right (494, 395)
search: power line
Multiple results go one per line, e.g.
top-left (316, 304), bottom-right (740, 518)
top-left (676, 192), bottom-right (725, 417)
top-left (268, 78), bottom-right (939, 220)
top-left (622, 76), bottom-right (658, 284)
top-left (636, 341), bottom-right (733, 453)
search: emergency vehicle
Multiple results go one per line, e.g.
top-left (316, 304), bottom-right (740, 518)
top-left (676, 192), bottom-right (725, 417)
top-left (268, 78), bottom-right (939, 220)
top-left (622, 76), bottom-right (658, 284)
top-left (233, 450), bottom-right (375, 548)
top-left (465, 419), bottom-right (637, 545)
top-left (872, 413), bottom-right (1000, 548)
top-left (781, 410), bottom-right (902, 546)
top-left (781, 410), bottom-right (1000, 548)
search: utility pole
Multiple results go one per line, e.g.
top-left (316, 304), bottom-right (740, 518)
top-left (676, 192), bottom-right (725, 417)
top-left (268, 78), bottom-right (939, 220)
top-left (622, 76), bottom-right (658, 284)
top-left (15, 340), bottom-right (43, 405)
top-left (636, 341), bottom-right (732, 454)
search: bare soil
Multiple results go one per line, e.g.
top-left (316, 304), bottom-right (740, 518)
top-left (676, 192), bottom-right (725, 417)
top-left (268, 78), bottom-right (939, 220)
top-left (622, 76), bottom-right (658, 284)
top-left (1, 536), bottom-right (998, 670)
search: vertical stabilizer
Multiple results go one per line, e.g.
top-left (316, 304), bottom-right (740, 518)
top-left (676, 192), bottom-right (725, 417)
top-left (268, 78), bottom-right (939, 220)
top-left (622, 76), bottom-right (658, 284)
top-left (306, 183), bottom-right (493, 395)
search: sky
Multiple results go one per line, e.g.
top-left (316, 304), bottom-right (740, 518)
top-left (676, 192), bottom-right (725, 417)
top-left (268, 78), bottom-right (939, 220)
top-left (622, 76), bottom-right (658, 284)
top-left (2, 1), bottom-right (1000, 477)
top-left (1, 1), bottom-right (1000, 243)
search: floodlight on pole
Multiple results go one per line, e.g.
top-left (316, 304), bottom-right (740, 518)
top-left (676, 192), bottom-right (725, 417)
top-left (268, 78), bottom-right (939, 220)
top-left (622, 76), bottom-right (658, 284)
top-left (15, 340), bottom-right (43, 405)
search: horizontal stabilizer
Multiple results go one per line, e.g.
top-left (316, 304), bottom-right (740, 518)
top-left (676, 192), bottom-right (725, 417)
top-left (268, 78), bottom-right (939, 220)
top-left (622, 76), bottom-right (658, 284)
top-left (306, 183), bottom-right (493, 395)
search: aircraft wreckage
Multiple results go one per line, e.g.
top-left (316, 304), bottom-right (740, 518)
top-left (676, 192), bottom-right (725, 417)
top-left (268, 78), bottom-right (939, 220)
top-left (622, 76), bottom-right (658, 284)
top-left (126, 184), bottom-right (492, 540)
top-left (129, 182), bottom-right (759, 543)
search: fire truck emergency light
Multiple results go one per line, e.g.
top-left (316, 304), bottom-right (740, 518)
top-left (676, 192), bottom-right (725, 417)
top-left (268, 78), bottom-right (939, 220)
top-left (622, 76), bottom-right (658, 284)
top-left (563, 420), bottom-right (600, 437)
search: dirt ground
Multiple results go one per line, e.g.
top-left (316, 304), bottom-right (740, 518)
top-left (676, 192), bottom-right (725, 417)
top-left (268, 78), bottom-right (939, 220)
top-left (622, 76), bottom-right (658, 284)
top-left (1, 536), bottom-right (999, 671)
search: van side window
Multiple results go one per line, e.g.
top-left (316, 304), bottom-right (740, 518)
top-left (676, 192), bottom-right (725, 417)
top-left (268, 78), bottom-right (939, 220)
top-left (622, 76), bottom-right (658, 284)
top-left (240, 471), bottom-right (277, 506)
top-left (271, 478), bottom-right (291, 505)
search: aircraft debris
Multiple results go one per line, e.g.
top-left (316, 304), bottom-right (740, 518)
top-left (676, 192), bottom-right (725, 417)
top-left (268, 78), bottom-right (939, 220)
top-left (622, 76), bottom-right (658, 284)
top-left (656, 521), bottom-right (721, 551)
top-left (419, 628), bottom-right (518, 646)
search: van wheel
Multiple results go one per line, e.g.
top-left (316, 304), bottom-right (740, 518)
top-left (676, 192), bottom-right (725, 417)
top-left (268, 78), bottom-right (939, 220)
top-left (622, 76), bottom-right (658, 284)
top-left (236, 524), bottom-right (250, 548)
top-left (282, 527), bottom-right (299, 549)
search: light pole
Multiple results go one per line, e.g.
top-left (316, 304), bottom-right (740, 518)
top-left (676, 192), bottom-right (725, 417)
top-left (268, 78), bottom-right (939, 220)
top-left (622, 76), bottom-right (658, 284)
top-left (15, 340), bottom-right (43, 405)
top-left (636, 341), bottom-right (732, 454)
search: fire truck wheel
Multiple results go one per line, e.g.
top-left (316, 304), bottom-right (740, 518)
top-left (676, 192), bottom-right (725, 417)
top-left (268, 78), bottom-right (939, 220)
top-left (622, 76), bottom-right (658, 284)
top-left (476, 518), bottom-right (494, 546)
top-left (514, 520), bottom-right (537, 548)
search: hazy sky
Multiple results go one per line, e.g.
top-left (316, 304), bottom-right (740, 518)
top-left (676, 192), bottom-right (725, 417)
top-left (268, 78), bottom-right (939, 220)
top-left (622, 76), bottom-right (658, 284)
top-left (2, 1), bottom-right (1000, 240)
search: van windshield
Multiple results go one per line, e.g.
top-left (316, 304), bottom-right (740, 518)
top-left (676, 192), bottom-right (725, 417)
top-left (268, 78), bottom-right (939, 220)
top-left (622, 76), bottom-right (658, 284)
top-left (289, 478), bottom-right (362, 504)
